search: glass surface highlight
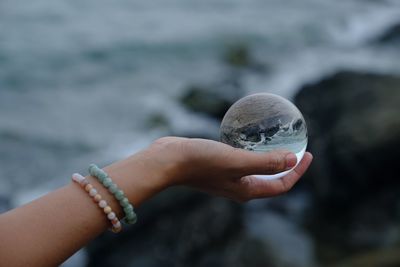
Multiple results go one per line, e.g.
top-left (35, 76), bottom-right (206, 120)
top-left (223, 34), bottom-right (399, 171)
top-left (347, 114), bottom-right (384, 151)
top-left (220, 93), bottom-right (308, 179)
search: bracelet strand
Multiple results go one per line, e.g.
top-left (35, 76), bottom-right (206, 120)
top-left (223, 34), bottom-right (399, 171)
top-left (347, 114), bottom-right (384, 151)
top-left (88, 164), bottom-right (137, 225)
top-left (71, 173), bottom-right (122, 233)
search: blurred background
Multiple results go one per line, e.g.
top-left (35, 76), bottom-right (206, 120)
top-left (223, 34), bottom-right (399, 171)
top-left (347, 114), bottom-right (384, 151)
top-left (1, 0), bottom-right (400, 266)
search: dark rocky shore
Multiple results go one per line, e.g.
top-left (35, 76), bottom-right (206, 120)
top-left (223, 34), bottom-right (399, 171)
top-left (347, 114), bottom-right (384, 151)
top-left (295, 71), bottom-right (400, 265)
top-left (87, 45), bottom-right (400, 266)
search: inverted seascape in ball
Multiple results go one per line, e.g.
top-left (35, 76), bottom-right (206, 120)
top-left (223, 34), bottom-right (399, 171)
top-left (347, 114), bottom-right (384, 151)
top-left (220, 93), bottom-right (308, 180)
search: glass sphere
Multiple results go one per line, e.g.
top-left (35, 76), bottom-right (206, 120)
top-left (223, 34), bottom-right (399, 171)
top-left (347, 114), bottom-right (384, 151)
top-left (220, 93), bottom-right (308, 179)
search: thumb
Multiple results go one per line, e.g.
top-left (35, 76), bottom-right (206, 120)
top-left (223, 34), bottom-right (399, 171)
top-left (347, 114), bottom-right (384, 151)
top-left (229, 149), bottom-right (297, 176)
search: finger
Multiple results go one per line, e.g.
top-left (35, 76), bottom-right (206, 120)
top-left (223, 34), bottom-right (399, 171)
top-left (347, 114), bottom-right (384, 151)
top-left (228, 148), bottom-right (298, 176)
top-left (241, 152), bottom-right (313, 199)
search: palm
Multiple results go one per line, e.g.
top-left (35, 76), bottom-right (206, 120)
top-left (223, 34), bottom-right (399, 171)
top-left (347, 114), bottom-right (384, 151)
top-left (149, 137), bottom-right (313, 202)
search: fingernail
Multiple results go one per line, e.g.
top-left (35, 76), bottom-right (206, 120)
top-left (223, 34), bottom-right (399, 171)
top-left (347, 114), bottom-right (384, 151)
top-left (285, 153), bottom-right (297, 169)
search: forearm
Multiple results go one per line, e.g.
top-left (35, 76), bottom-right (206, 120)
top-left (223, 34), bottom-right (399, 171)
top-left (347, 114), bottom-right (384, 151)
top-left (0, 137), bottom-right (312, 267)
top-left (0, 151), bottom-right (168, 267)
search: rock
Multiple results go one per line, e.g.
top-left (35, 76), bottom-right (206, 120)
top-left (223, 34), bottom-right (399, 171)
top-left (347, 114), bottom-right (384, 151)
top-left (221, 236), bottom-right (278, 267)
top-left (145, 113), bottom-right (170, 130)
top-left (223, 44), bottom-right (269, 73)
top-left (295, 70), bottom-right (400, 203)
top-left (86, 189), bottom-right (301, 267)
top-left (223, 44), bottom-right (251, 68)
top-left (86, 188), bottom-right (246, 267)
top-left (180, 85), bottom-right (236, 120)
top-left (180, 44), bottom-right (269, 120)
top-left (294, 71), bottom-right (400, 262)
top-left (245, 211), bottom-right (316, 267)
top-left (375, 22), bottom-right (400, 44)
top-left (333, 247), bottom-right (400, 267)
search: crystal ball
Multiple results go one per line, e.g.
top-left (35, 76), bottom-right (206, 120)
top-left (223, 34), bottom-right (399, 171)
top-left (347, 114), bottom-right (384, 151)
top-left (220, 93), bottom-right (308, 179)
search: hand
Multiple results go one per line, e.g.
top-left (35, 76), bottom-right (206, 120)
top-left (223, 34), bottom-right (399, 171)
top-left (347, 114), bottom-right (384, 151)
top-left (147, 137), bottom-right (313, 202)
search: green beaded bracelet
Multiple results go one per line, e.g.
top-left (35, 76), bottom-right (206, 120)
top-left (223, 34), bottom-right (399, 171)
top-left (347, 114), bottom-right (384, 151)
top-left (89, 164), bottom-right (138, 224)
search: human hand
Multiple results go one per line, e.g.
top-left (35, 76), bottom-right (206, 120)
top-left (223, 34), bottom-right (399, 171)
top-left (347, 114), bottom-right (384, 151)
top-left (147, 137), bottom-right (313, 202)
top-left (0, 136), bottom-right (312, 267)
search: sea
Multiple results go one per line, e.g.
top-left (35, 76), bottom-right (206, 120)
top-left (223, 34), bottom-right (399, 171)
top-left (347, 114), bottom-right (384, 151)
top-left (1, 0), bottom-right (400, 265)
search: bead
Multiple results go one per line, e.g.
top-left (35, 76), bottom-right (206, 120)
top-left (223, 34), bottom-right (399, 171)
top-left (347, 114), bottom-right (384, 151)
top-left (125, 211), bottom-right (135, 220)
top-left (108, 184), bottom-right (118, 194)
top-left (115, 190), bottom-right (125, 200)
top-left (81, 179), bottom-right (89, 187)
top-left (97, 172), bottom-right (107, 182)
top-left (112, 225), bottom-right (121, 233)
top-left (88, 164), bottom-right (97, 175)
top-left (123, 205), bottom-right (133, 214)
top-left (93, 194), bottom-right (102, 202)
top-left (103, 206), bottom-right (112, 214)
top-left (99, 200), bottom-right (107, 208)
top-left (72, 173), bottom-right (85, 183)
top-left (112, 221), bottom-right (121, 229)
top-left (119, 197), bottom-right (129, 207)
top-left (85, 164), bottom-right (137, 226)
top-left (85, 184), bottom-right (93, 192)
top-left (101, 171), bottom-right (108, 177)
top-left (103, 177), bottom-right (112, 188)
top-left (89, 188), bottom-right (97, 197)
top-left (93, 168), bottom-right (102, 178)
top-left (129, 218), bottom-right (137, 224)
top-left (126, 216), bottom-right (137, 224)
top-left (72, 171), bottom-right (124, 233)
top-left (107, 212), bottom-right (116, 220)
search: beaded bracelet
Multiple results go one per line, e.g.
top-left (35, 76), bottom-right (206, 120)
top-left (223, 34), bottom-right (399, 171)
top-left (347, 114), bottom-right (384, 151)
top-left (88, 164), bottom-right (137, 225)
top-left (71, 173), bottom-right (122, 233)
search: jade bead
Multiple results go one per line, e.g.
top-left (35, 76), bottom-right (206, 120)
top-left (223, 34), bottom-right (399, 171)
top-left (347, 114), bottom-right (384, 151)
top-left (97, 172), bottom-right (107, 182)
top-left (94, 168), bottom-right (103, 178)
top-left (119, 197), bottom-right (130, 207)
top-left (88, 164), bottom-right (96, 174)
top-left (108, 184), bottom-right (118, 194)
top-left (115, 190), bottom-right (125, 200)
top-left (126, 216), bottom-right (137, 224)
top-left (103, 177), bottom-right (112, 188)
top-left (126, 215), bottom-right (136, 223)
top-left (125, 209), bottom-right (134, 217)
top-left (100, 170), bottom-right (108, 179)
top-left (123, 205), bottom-right (133, 214)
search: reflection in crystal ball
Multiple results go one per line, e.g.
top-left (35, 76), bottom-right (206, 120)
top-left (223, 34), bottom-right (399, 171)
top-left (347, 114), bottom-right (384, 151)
top-left (220, 93), bottom-right (308, 179)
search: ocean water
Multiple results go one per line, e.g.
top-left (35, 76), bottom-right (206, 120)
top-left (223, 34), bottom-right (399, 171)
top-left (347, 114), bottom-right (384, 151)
top-left (1, 0), bottom-right (400, 265)
top-left (1, 0), bottom-right (400, 226)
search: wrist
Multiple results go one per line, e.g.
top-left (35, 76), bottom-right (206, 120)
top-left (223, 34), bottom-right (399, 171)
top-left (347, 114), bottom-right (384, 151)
top-left (102, 150), bottom-right (170, 209)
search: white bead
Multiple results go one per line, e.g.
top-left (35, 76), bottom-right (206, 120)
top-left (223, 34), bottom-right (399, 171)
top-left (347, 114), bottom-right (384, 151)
top-left (107, 212), bottom-right (116, 220)
top-left (99, 200), bottom-right (107, 208)
top-left (72, 173), bottom-right (85, 183)
top-left (89, 188), bottom-right (97, 197)
top-left (113, 221), bottom-right (121, 228)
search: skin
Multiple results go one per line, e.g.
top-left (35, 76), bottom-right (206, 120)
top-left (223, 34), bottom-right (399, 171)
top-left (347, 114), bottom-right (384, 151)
top-left (0, 137), bottom-right (313, 267)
